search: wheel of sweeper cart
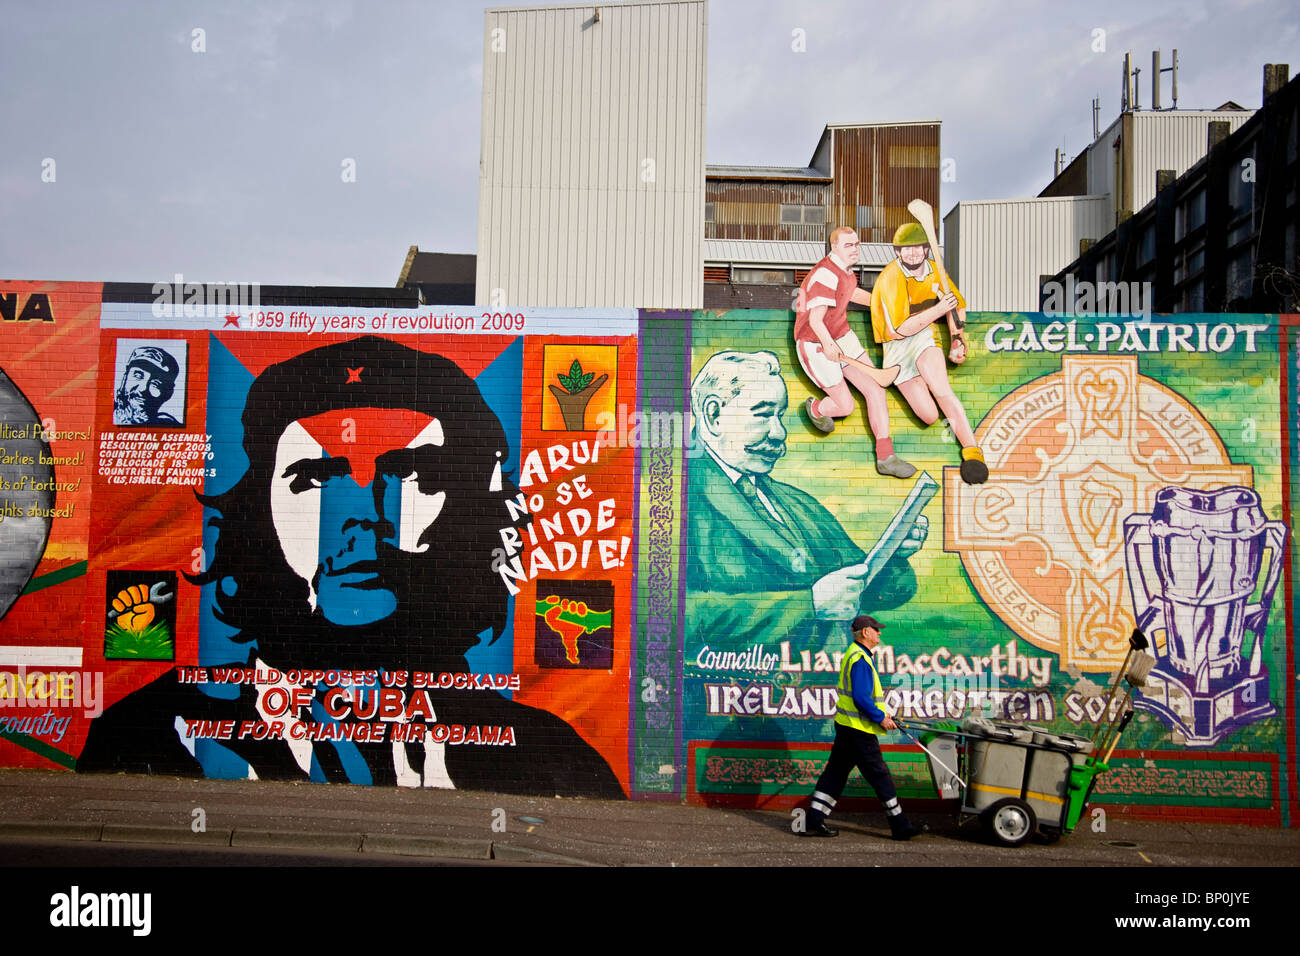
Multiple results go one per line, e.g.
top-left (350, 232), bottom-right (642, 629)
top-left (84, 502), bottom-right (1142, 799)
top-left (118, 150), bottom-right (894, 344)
top-left (981, 798), bottom-right (1037, 847)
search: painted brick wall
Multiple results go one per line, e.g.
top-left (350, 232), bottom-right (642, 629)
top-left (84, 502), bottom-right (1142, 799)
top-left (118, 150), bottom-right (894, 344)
top-left (1, 281), bottom-right (1295, 827)
top-left (667, 308), bottom-right (1296, 829)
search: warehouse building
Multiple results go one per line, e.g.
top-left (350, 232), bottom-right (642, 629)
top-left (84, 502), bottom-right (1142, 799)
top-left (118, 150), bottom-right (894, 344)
top-left (476, 0), bottom-right (706, 309)
top-left (1045, 66), bottom-right (1296, 314)
top-left (944, 56), bottom-right (1255, 311)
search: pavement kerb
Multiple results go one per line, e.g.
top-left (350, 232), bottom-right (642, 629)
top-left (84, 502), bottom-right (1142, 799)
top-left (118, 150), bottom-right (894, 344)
top-left (489, 843), bottom-right (599, 865)
top-left (361, 833), bottom-right (492, 860)
top-left (102, 823), bottom-right (233, 846)
top-left (0, 821), bottom-right (105, 842)
top-left (0, 817), bottom-right (599, 863)
top-left (231, 829), bottom-right (364, 852)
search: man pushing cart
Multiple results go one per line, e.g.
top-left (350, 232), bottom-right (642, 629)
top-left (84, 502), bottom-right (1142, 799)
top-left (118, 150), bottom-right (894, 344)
top-left (801, 626), bottom-right (1154, 847)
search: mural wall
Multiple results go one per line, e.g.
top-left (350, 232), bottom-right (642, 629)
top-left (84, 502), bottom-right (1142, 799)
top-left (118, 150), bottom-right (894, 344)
top-left (659, 309), bottom-right (1295, 825)
top-left (1, 284), bottom-right (634, 796)
top-left (1, 280), bottom-right (1295, 824)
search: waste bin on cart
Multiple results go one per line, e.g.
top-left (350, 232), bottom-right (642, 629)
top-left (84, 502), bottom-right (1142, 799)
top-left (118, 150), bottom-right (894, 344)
top-left (960, 720), bottom-right (1094, 845)
top-left (914, 717), bottom-right (1110, 847)
top-left (910, 633), bottom-right (1154, 847)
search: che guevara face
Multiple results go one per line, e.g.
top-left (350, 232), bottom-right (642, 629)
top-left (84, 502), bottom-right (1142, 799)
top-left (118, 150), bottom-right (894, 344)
top-left (269, 407), bottom-right (451, 627)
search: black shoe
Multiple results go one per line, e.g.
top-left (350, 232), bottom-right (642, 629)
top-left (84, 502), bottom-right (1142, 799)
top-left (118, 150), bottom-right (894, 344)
top-left (799, 820), bottom-right (838, 838)
top-left (959, 457), bottom-right (988, 485)
top-left (889, 818), bottom-right (928, 841)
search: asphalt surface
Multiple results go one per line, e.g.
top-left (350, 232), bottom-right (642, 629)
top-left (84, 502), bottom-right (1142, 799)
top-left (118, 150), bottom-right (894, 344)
top-left (1, 768), bottom-right (1297, 867)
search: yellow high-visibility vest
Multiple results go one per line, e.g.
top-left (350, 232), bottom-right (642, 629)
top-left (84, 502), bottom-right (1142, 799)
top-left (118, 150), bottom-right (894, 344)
top-left (834, 641), bottom-right (886, 735)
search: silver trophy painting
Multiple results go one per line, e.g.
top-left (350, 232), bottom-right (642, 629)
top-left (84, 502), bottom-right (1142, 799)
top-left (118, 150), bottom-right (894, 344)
top-left (1123, 486), bottom-right (1287, 747)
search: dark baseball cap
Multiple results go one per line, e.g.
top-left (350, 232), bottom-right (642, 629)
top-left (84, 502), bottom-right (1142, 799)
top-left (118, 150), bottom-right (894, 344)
top-left (126, 345), bottom-right (180, 384)
top-left (851, 615), bottom-right (884, 632)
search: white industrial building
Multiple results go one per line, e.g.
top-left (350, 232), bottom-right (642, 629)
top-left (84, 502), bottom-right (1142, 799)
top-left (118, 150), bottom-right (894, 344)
top-left (943, 197), bottom-right (1112, 314)
top-left (477, 0), bottom-right (706, 309)
top-left (944, 103), bottom-right (1253, 312)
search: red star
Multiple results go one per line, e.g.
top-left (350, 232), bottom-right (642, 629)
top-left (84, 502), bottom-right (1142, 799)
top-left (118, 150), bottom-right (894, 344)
top-left (223, 314), bottom-right (241, 327)
top-left (346, 366), bottom-right (364, 383)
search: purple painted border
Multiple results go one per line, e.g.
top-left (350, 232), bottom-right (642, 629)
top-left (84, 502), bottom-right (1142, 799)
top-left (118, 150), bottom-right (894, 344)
top-left (628, 308), bottom-right (692, 798)
top-left (627, 320), bottom-right (643, 791)
top-left (675, 309), bottom-right (692, 792)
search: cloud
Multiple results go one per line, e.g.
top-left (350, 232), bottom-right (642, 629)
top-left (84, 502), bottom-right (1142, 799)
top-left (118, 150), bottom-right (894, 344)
top-left (2, 0), bottom-right (1290, 286)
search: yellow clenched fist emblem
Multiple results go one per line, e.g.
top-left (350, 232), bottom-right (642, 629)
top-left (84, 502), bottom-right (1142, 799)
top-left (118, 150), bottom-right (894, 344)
top-left (111, 584), bottom-right (157, 632)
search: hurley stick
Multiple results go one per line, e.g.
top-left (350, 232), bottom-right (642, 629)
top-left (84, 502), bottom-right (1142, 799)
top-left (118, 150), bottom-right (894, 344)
top-left (906, 198), bottom-right (967, 364)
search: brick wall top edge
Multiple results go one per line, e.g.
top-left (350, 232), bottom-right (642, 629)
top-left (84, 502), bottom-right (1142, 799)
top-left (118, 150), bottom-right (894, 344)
top-left (100, 282), bottom-right (421, 307)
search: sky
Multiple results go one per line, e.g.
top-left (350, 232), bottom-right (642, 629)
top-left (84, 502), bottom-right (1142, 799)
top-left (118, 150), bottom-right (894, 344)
top-left (2, 0), bottom-right (1295, 287)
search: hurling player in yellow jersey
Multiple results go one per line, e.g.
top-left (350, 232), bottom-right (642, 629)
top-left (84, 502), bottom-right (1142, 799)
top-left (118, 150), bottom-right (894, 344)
top-left (870, 222), bottom-right (987, 484)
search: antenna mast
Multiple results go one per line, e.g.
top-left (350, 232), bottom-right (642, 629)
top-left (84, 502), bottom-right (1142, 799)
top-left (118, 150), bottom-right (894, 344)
top-left (1152, 49), bottom-right (1180, 110)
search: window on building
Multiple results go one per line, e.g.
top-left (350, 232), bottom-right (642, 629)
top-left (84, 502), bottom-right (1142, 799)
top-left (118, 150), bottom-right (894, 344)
top-left (1227, 147), bottom-right (1255, 218)
top-left (1227, 220), bottom-right (1253, 247)
top-left (1286, 220), bottom-right (1298, 311)
top-left (1288, 104), bottom-right (1298, 163)
top-left (1174, 229), bottom-right (1206, 311)
top-left (780, 204), bottom-right (826, 224)
top-left (1175, 188), bottom-right (1205, 241)
top-left (1287, 220), bottom-right (1296, 282)
top-left (1174, 243), bottom-right (1205, 284)
top-left (1096, 255), bottom-right (1108, 285)
top-left (1226, 249), bottom-right (1255, 304)
top-left (856, 205), bottom-right (874, 229)
top-left (1137, 225), bottom-right (1156, 266)
top-left (733, 268), bottom-right (796, 285)
top-left (704, 203), bottom-right (715, 222)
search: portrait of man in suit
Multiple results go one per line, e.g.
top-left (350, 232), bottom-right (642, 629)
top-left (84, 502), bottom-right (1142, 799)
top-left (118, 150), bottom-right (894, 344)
top-left (79, 337), bottom-right (622, 798)
top-left (686, 350), bottom-right (928, 653)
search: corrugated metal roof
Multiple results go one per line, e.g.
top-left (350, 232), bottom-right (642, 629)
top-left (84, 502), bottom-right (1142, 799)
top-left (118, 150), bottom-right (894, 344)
top-left (486, 0), bottom-right (696, 10)
top-left (707, 165), bottom-right (830, 181)
top-left (853, 243), bottom-right (899, 267)
top-left (825, 120), bottom-right (944, 128)
top-left (703, 239), bottom-right (898, 267)
top-left (703, 240), bottom-right (825, 264)
top-left (949, 194), bottom-right (1111, 207)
